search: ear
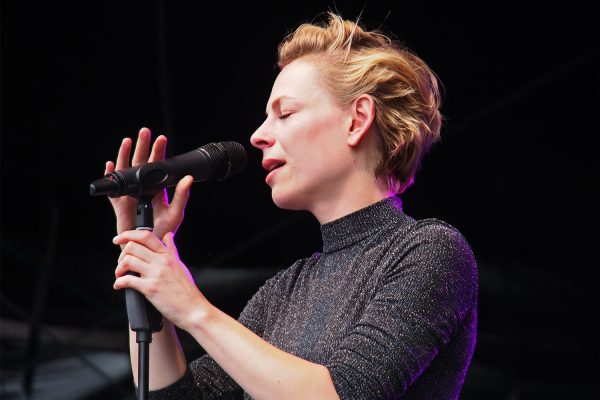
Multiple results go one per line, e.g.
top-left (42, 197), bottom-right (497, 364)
top-left (347, 94), bottom-right (376, 147)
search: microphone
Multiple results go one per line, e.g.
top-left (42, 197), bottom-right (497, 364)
top-left (90, 141), bottom-right (247, 198)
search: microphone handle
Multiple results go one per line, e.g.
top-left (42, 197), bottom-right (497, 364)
top-left (125, 202), bottom-right (163, 339)
top-left (125, 280), bottom-right (163, 338)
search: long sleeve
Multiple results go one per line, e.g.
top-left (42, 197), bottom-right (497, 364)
top-left (148, 273), bottom-right (274, 399)
top-left (325, 220), bottom-right (478, 399)
top-left (147, 196), bottom-right (478, 399)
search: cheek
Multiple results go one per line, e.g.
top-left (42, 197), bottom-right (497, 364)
top-left (280, 110), bottom-right (350, 174)
top-left (289, 140), bottom-right (349, 185)
top-left (312, 117), bottom-right (350, 163)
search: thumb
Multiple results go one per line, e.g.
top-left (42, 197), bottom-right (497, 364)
top-left (162, 231), bottom-right (179, 257)
top-left (171, 175), bottom-right (193, 215)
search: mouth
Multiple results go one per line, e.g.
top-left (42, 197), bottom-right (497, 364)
top-left (264, 159), bottom-right (286, 185)
top-left (262, 158), bottom-right (287, 173)
top-left (268, 161), bottom-right (286, 172)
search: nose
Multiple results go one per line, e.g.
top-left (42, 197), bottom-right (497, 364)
top-left (250, 119), bottom-right (275, 150)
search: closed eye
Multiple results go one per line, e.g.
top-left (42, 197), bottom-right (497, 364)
top-left (278, 113), bottom-right (292, 120)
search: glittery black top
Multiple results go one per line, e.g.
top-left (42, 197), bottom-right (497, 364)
top-left (149, 196), bottom-right (478, 399)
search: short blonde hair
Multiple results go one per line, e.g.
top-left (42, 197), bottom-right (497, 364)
top-left (278, 12), bottom-right (443, 194)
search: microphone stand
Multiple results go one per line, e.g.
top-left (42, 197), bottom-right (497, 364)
top-left (88, 141), bottom-right (247, 399)
top-left (126, 195), bottom-right (163, 400)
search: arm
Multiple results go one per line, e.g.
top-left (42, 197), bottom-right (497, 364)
top-left (128, 320), bottom-right (187, 390)
top-left (102, 128), bottom-right (194, 390)
top-left (114, 230), bottom-right (340, 400)
top-left (187, 303), bottom-right (339, 400)
top-left (326, 221), bottom-right (478, 398)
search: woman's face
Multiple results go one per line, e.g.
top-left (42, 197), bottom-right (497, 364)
top-left (250, 58), bottom-right (354, 211)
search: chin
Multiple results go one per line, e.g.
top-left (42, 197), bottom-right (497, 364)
top-left (271, 188), bottom-right (307, 211)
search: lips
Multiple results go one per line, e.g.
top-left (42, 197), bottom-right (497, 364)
top-left (263, 158), bottom-right (286, 185)
top-left (262, 158), bottom-right (286, 172)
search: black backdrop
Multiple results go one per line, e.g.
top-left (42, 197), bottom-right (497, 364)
top-left (2, 1), bottom-right (599, 399)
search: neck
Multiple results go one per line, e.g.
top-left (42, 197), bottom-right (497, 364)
top-left (310, 173), bottom-right (395, 224)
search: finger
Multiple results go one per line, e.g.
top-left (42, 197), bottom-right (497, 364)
top-left (118, 240), bottom-right (158, 263)
top-left (115, 254), bottom-right (153, 278)
top-left (115, 138), bottom-right (132, 171)
top-left (148, 135), bottom-right (168, 163)
top-left (162, 231), bottom-right (179, 258)
top-left (132, 127), bottom-right (151, 167)
top-left (170, 175), bottom-right (194, 217)
top-left (113, 230), bottom-right (167, 253)
top-left (104, 161), bottom-right (115, 175)
top-left (114, 273), bottom-right (147, 292)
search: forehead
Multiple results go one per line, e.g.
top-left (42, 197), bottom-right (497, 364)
top-left (266, 59), bottom-right (328, 109)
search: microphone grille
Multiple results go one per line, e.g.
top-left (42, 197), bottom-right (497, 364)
top-left (199, 141), bottom-right (247, 180)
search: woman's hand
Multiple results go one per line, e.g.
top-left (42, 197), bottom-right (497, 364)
top-left (113, 229), bottom-right (209, 330)
top-left (103, 127), bottom-right (194, 239)
top-left (113, 231), bottom-right (339, 400)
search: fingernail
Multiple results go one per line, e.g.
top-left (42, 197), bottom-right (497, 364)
top-left (112, 235), bottom-right (120, 243)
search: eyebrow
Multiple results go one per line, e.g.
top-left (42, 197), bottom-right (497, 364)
top-left (265, 95), bottom-right (297, 115)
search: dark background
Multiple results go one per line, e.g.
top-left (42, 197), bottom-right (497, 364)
top-left (2, 1), bottom-right (599, 399)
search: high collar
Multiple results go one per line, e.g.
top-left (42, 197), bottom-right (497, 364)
top-left (320, 196), bottom-right (405, 254)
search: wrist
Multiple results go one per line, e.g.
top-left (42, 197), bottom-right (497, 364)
top-left (182, 301), bottom-right (217, 334)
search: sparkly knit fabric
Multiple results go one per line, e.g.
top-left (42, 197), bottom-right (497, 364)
top-left (149, 196), bottom-right (478, 399)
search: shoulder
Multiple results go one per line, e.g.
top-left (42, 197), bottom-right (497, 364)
top-left (403, 218), bottom-right (474, 255)
top-left (257, 253), bottom-right (320, 294)
top-left (388, 217), bottom-right (478, 295)
top-left (414, 218), bottom-right (475, 268)
top-left (238, 254), bottom-right (319, 329)
top-left (387, 217), bottom-right (478, 318)
top-left (379, 214), bottom-right (476, 259)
